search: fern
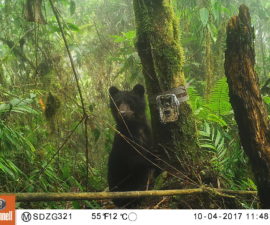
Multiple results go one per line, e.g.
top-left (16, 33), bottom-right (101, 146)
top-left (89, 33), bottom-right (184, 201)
top-left (199, 122), bottom-right (253, 190)
top-left (207, 77), bottom-right (232, 116)
top-left (188, 80), bottom-right (229, 127)
top-left (188, 77), bottom-right (233, 127)
top-left (199, 122), bottom-right (226, 169)
top-left (188, 85), bottom-right (203, 115)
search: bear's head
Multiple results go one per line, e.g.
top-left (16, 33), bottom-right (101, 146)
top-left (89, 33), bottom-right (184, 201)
top-left (109, 84), bottom-right (146, 125)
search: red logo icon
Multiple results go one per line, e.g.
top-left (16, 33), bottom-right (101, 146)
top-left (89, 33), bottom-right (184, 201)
top-left (0, 195), bottom-right (15, 225)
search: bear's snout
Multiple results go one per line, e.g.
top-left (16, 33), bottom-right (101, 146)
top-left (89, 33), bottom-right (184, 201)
top-left (118, 103), bottom-right (134, 118)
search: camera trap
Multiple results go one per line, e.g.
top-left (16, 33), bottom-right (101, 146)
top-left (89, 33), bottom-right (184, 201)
top-left (156, 94), bottom-right (180, 124)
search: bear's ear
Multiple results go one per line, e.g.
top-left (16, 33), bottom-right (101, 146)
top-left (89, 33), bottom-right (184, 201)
top-left (109, 86), bottom-right (119, 97)
top-left (133, 84), bottom-right (145, 97)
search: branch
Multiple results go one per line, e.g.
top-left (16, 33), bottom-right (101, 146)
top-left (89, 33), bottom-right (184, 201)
top-left (48, 0), bottom-right (90, 190)
top-left (3, 188), bottom-right (257, 202)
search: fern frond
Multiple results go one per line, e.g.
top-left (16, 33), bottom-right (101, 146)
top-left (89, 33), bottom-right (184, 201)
top-left (207, 77), bottom-right (232, 116)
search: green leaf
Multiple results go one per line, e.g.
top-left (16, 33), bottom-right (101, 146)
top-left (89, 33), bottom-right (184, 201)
top-left (66, 23), bottom-right (80, 32)
top-left (198, 130), bottom-right (210, 137)
top-left (245, 178), bottom-right (257, 190)
top-left (123, 30), bottom-right (135, 40)
top-left (206, 114), bottom-right (227, 127)
top-left (5, 159), bottom-right (23, 175)
top-left (205, 122), bottom-right (210, 134)
top-left (10, 97), bottom-right (33, 106)
top-left (30, 93), bottom-right (36, 99)
top-left (112, 35), bottom-right (125, 43)
top-left (0, 103), bottom-right (11, 113)
top-left (200, 143), bottom-right (216, 150)
top-left (19, 134), bottom-right (36, 152)
top-left (3, 128), bottom-right (19, 147)
top-left (211, 1), bottom-right (222, 22)
top-left (0, 159), bottom-right (16, 179)
top-left (263, 96), bottom-right (270, 104)
top-left (214, 130), bottom-right (221, 147)
top-left (208, 23), bottom-right (218, 42)
top-left (199, 8), bottom-right (209, 27)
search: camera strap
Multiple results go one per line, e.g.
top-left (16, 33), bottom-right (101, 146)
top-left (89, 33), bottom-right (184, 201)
top-left (148, 85), bottom-right (189, 104)
top-left (159, 85), bottom-right (189, 103)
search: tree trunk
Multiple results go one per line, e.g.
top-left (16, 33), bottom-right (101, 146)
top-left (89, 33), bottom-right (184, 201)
top-left (200, 0), bottom-right (213, 101)
top-left (204, 26), bottom-right (213, 101)
top-left (224, 4), bottom-right (270, 209)
top-left (133, 0), bottom-right (198, 172)
top-left (256, 0), bottom-right (267, 80)
top-left (24, 0), bottom-right (46, 24)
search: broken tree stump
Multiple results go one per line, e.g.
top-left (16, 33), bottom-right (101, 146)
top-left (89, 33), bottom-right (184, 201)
top-left (225, 4), bottom-right (270, 209)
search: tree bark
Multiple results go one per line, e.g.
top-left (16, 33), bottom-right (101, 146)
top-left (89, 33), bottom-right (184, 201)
top-left (224, 4), bottom-right (270, 209)
top-left (24, 0), bottom-right (46, 24)
top-left (200, 0), bottom-right (214, 101)
top-left (204, 25), bottom-right (213, 101)
top-left (133, 0), bottom-right (198, 172)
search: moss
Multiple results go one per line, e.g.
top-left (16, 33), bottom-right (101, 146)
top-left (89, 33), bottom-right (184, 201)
top-left (151, 1), bottom-right (185, 89)
top-left (133, 0), bottom-right (198, 170)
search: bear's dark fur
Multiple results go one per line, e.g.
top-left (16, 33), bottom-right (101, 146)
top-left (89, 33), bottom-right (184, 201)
top-left (108, 84), bottom-right (155, 208)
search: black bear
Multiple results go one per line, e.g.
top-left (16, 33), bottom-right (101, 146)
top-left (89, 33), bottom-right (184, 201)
top-left (108, 84), bottom-right (155, 208)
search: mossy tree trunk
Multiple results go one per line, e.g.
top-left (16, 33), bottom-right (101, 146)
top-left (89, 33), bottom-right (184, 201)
top-left (200, 0), bottom-right (214, 101)
top-left (225, 5), bottom-right (270, 209)
top-left (133, 0), bottom-right (198, 172)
